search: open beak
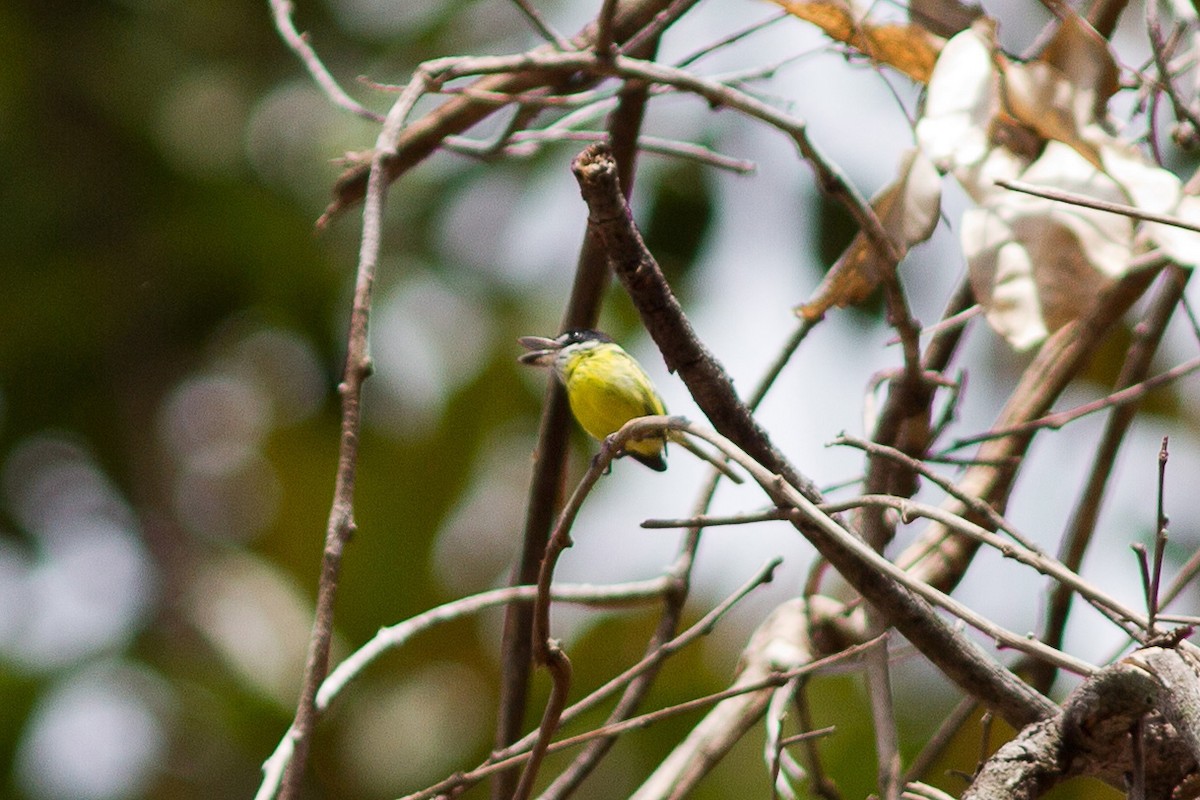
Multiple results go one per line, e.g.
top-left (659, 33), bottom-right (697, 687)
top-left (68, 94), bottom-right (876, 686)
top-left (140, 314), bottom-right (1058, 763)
top-left (517, 335), bottom-right (561, 366)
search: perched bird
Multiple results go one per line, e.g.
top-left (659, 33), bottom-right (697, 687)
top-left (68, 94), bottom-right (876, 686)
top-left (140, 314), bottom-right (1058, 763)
top-left (518, 329), bottom-right (670, 471)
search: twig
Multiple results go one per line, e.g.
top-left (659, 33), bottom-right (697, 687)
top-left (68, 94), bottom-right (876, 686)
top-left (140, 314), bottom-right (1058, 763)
top-left (1025, 265), bottom-right (1188, 691)
top-left (947, 353), bottom-right (1200, 450)
top-left (255, 578), bottom-right (672, 799)
top-left (321, 0), bottom-right (679, 225)
top-left (1150, 437), bottom-right (1171, 632)
top-left (514, 427), bottom-right (629, 800)
top-left (401, 556), bottom-right (783, 800)
top-left (574, 143), bottom-right (1059, 730)
top-left (902, 695), bottom-right (979, 785)
top-left (275, 68), bottom-right (431, 800)
top-left (1133, 541), bottom-right (1154, 627)
top-left (828, 494), bottom-right (1145, 643)
top-left (325, 37), bottom-right (894, 242)
top-left (509, 0), bottom-right (575, 50)
top-left (683, 419), bottom-right (1100, 677)
top-left (995, 178), bottom-right (1200, 233)
top-left (674, 10), bottom-right (792, 68)
top-left (834, 435), bottom-right (1046, 557)
top-left (642, 508), bottom-right (789, 528)
top-left (267, 0), bottom-right (382, 121)
top-left (445, 129), bottom-right (757, 173)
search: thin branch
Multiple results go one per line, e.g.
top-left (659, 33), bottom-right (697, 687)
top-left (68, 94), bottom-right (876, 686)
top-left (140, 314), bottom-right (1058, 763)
top-left (494, 71), bottom-right (654, 800)
top-left (573, 143), bottom-right (1058, 729)
top-left (1021, 264), bottom-right (1188, 691)
top-left (267, 0), bottom-right (382, 121)
top-left (325, 35), bottom-right (895, 242)
top-left (902, 695), bottom-right (980, 786)
top-left (824, 494), bottom-right (1145, 646)
top-left (509, 0), bottom-right (575, 50)
top-left (321, 578), bottom-right (671, 710)
top-left (255, 578), bottom-right (672, 799)
top-left (321, 0), bottom-right (679, 225)
top-left (834, 435), bottom-right (1044, 555)
top-left (899, 260), bottom-right (1157, 598)
top-left (1150, 437), bottom-right (1171, 632)
top-left (514, 426), bottom-right (628, 800)
top-left (996, 178), bottom-right (1200, 233)
top-left (443, 129), bottom-right (757, 173)
top-left (691, 419), bottom-right (1096, 682)
top-left (641, 508), bottom-right (789, 528)
top-left (948, 353), bottom-right (1200, 450)
top-left (274, 68), bottom-right (431, 800)
top-left (400, 557), bottom-right (784, 800)
top-left (674, 10), bottom-right (792, 68)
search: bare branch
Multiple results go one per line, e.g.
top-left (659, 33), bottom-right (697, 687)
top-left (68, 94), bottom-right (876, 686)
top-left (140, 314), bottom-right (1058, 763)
top-left (573, 143), bottom-right (1058, 729)
top-left (267, 0), bottom-right (382, 121)
top-left (274, 64), bottom-right (434, 800)
top-left (508, 0), bottom-right (574, 50)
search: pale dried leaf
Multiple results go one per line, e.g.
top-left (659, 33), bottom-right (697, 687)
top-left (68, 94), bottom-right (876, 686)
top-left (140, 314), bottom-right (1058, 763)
top-left (1099, 138), bottom-right (1182, 216)
top-left (1095, 139), bottom-right (1200, 266)
top-left (797, 149), bottom-right (942, 320)
top-left (915, 21), bottom-right (999, 173)
top-left (1002, 60), bottom-right (1101, 168)
top-left (1147, 196), bottom-right (1200, 265)
top-left (963, 142), bottom-right (1133, 349)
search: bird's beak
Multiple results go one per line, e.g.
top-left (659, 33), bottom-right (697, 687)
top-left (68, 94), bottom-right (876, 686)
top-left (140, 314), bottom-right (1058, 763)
top-left (517, 335), bottom-right (561, 366)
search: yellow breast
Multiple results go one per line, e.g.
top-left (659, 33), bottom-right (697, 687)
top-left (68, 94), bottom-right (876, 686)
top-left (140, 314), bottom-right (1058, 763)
top-left (559, 343), bottom-right (667, 462)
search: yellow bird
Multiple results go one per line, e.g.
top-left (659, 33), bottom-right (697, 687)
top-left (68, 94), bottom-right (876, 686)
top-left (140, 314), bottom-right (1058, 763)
top-left (519, 329), bottom-right (669, 470)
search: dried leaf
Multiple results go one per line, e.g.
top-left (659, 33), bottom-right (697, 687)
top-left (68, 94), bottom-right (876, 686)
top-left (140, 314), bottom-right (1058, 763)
top-left (773, 0), bottom-right (944, 83)
top-left (909, 0), bottom-right (984, 38)
top-left (1001, 60), bottom-right (1102, 168)
top-left (963, 142), bottom-right (1133, 349)
top-left (1147, 196), bottom-right (1200, 265)
top-left (797, 149), bottom-right (942, 320)
top-left (1039, 13), bottom-right (1119, 124)
top-left (1095, 140), bottom-right (1200, 266)
top-left (915, 21), bottom-right (1000, 176)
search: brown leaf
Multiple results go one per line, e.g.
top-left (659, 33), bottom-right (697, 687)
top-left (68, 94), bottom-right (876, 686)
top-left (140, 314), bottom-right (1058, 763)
top-left (798, 150), bottom-right (942, 320)
top-left (961, 142), bottom-right (1133, 349)
top-left (1038, 13), bottom-right (1119, 123)
top-left (773, 0), bottom-right (944, 83)
top-left (909, 0), bottom-right (984, 38)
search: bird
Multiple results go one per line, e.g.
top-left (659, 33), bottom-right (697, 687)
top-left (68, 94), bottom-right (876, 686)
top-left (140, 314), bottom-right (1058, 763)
top-left (518, 329), bottom-right (670, 471)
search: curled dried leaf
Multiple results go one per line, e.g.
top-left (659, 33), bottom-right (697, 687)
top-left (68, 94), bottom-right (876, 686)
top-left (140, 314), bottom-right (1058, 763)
top-left (798, 149), bottom-right (942, 320)
top-left (773, 0), bottom-right (944, 83)
top-left (963, 143), bottom-right (1133, 349)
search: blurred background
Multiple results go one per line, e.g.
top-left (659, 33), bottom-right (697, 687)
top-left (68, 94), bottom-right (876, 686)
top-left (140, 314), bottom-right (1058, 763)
top-left (2, 0), bottom-right (1199, 798)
